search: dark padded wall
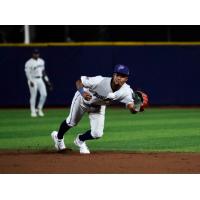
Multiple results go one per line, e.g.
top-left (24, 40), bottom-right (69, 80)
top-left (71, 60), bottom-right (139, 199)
top-left (0, 45), bottom-right (199, 107)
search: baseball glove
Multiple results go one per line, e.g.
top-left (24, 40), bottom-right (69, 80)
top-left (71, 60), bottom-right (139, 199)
top-left (42, 70), bottom-right (53, 91)
top-left (44, 80), bottom-right (53, 91)
top-left (133, 90), bottom-right (149, 112)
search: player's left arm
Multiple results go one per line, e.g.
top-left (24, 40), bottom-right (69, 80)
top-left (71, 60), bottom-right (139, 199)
top-left (42, 70), bottom-right (49, 82)
top-left (42, 66), bottom-right (53, 91)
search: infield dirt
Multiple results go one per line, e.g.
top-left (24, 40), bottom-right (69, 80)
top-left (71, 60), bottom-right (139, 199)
top-left (1, 150), bottom-right (200, 173)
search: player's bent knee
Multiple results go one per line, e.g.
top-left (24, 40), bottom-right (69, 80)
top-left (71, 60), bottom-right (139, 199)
top-left (91, 130), bottom-right (103, 138)
top-left (42, 94), bottom-right (47, 98)
top-left (67, 122), bottom-right (77, 127)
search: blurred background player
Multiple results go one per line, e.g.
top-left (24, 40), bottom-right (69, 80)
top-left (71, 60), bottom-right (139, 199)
top-left (25, 49), bottom-right (52, 117)
top-left (51, 64), bottom-right (148, 154)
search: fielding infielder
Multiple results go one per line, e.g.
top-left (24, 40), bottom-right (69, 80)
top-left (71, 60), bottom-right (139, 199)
top-left (25, 49), bottom-right (51, 117)
top-left (51, 64), bottom-right (148, 154)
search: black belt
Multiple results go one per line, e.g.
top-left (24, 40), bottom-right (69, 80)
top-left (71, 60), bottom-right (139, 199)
top-left (34, 76), bottom-right (42, 78)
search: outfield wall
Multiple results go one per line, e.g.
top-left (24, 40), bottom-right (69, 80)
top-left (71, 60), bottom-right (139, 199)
top-left (0, 42), bottom-right (200, 107)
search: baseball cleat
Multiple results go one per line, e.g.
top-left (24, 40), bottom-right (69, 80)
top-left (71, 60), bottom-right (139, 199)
top-left (31, 112), bottom-right (37, 117)
top-left (38, 109), bottom-right (44, 117)
top-left (51, 131), bottom-right (66, 151)
top-left (74, 134), bottom-right (90, 154)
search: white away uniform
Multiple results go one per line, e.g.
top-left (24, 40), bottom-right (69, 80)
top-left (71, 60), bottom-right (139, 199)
top-left (66, 76), bottom-right (133, 138)
top-left (25, 58), bottom-right (47, 115)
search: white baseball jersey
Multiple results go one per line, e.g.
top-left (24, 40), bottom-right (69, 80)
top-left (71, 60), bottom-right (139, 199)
top-left (81, 76), bottom-right (134, 107)
top-left (25, 58), bottom-right (47, 115)
top-left (25, 58), bottom-right (45, 81)
top-left (66, 75), bottom-right (134, 138)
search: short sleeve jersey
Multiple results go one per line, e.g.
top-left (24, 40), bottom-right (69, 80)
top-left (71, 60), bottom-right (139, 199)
top-left (25, 58), bottom-right (45, 80)
top-left (81, 76), bottom-right (133, 106)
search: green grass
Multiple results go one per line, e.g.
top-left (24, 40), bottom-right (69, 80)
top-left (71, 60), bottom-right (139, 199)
top-left (0, 108), bottom-right (200, 152)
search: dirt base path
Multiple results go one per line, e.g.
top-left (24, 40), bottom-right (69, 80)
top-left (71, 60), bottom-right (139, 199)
top-left (1, 150), bottom-right (200, 173)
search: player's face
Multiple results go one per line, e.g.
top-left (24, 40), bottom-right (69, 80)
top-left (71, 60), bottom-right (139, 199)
top-left (32, 53), bottom-right (40, 60)
top-left (113, 73), bottom-right (128, 87)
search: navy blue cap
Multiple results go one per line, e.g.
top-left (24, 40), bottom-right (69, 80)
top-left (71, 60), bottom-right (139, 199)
top-left (32, 49), bottom-right (40, 54)
top-left (114, 64), bottom-right (130, 76)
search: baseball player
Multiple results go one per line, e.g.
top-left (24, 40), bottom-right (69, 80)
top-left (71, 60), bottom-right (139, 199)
top-left (25, 49), bottom-right (52, 117)
top-left (51, 64), bottom-right (148, 154)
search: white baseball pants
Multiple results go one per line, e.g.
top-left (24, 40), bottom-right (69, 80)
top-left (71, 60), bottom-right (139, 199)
top-left (28, 78), bottom-right (47, 113)
top-left (66, 91), bottom-right (106, 138)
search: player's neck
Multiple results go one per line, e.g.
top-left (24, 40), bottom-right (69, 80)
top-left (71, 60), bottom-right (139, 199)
top-left (111, 78), bottom-right (121, 92)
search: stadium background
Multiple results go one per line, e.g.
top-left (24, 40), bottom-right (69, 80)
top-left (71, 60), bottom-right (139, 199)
top-left (0, 25), bottom-right (200, 107)
top-left (1, 25), bottom-right (200, 173)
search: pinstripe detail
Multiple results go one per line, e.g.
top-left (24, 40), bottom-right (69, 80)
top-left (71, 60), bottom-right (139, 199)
top-left (68, 93), bottom-right (81, 126)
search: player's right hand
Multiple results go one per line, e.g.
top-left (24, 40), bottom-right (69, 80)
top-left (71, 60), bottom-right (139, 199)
top-left (82, 92), bottom-right (92, 101)
top-left (30, 81), bottom-right (34, 87)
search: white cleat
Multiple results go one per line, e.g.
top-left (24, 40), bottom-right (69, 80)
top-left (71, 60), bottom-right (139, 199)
top-left (74, 134), bottom-right (90, 154)
top-left (38, 109), bottom-right (44, 117)
top-left (51, 131), bottom-right (66, 151)
top-left (31, 112), bottom-right (37, 117)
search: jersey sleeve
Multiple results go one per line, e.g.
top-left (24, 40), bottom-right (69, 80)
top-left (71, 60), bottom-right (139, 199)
top-left (116, 87), bottom-right (134, 107)
top-left (120, 93), bottom-right (134, 106)
top-left (25, 61), bottom-right (32, 81)
top-left (81, 76), bottom-right (104, 89)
